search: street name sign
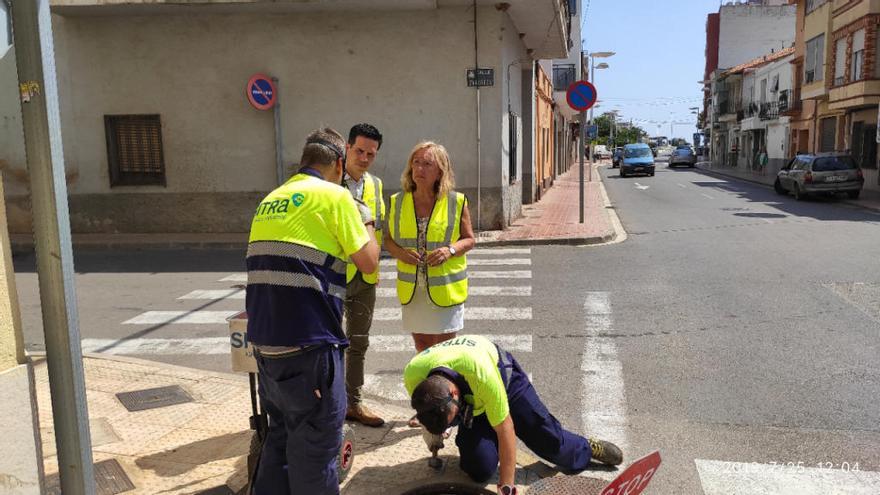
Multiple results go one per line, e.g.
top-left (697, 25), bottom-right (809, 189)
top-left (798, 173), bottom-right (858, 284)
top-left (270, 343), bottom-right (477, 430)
top-left (566, 80), bottom-right (598, 112)
top-left (246, 74), bottom-right (277, 111)
top-left (467, 68), bottom-right (495, 87)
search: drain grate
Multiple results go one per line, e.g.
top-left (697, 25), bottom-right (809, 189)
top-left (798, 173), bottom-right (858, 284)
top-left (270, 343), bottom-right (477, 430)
top-left (115, 384), bottom-right (193, 412)
top-left (45, 458), bottom-right (135, 495)
top-left (527, 476), bottom-right (609, 494)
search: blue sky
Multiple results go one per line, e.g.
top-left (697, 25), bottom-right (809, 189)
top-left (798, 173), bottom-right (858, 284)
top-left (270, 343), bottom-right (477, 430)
top-left (581, 0), bottom-right (722, 140)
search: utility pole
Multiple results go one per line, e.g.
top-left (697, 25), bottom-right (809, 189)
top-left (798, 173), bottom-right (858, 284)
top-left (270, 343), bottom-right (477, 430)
top-left (11, 1), bottom-right (95, 494)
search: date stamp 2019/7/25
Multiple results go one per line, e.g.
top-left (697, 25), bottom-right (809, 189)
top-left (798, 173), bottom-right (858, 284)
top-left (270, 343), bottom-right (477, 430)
top-left (721, 461), bottom-right (862, 475)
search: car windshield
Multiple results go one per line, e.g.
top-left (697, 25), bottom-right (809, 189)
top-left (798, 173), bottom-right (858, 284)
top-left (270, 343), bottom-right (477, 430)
top-left (813, 156), bottom-right (857, 171)
top-left (625, 148), bottom-right (652, 158)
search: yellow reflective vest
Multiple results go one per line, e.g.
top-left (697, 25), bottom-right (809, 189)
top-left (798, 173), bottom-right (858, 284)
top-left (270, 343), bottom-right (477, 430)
top-left (346, 172), bottom-right (385, 285)
top-left (388, 191), bottom-right (468, 307)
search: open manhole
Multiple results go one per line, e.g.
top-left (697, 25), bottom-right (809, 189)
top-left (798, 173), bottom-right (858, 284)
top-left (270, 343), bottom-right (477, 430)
top-left (45, 458), bottom-right (135, 495)
top-left (399, 482), bottom-right (495, 495)
top-left (115, 384), bottom-right (193, 412)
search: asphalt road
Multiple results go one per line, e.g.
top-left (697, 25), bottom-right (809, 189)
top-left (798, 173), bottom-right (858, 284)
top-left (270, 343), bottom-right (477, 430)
top-left (13, 163), bottom-right (880, 493)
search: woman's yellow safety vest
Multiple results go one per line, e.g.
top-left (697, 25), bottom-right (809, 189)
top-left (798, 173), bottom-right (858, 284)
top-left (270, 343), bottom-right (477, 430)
top-left (346, 172), bottom-right (385, 285)
top-left (388, 191), bottom-right (468, 307)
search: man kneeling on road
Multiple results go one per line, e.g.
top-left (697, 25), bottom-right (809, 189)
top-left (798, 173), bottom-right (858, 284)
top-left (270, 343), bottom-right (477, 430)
top-left (404, 335), bottom-right (623, 495)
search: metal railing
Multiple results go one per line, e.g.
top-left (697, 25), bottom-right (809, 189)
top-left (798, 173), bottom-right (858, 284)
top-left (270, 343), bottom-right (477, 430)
top-left (553, 65), bottom-right (576, 91)
top-left (759, 102), bottom-right (779, 121)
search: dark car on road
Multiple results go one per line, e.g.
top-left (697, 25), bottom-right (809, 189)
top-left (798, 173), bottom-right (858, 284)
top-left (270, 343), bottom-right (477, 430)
top-left (775, 153), bottom-right (864, 200)
top-left (668, 147), bottom-right (697, 168)
top-left (620, 143), bottom-right (655, 177)
top-left (612, 147), bottom-right (623, 168)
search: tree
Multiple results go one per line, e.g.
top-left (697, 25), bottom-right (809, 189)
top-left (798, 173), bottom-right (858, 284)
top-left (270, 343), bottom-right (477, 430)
top-left (591, 112), bottom-right (647, 147)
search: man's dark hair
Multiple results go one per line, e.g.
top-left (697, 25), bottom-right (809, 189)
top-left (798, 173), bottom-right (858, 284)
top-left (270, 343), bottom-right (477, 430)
top-left (300, 127), bottom-right (346, 169)
top-left (411, 375), bottom-right (455, 435)
top-left (348, 123), bottom-right (383, 150)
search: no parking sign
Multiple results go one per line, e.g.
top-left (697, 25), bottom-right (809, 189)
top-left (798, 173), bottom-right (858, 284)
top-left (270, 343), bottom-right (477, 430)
top-left (246, 74), bottom-right (277, 111)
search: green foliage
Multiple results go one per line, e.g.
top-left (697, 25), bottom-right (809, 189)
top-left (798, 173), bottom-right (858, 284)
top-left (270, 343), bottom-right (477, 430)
top-left (590, 113), bottom-right (647, 147)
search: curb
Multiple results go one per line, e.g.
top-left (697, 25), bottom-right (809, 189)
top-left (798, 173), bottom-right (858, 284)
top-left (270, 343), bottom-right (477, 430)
top-left (695, 163), bottom-right (880, 214)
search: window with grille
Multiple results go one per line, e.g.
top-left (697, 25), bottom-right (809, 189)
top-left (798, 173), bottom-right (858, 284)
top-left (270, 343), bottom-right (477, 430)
top-left (104, 114), bottom-right (166, 186)
top-left (553, 64), bottom-right (576, 90)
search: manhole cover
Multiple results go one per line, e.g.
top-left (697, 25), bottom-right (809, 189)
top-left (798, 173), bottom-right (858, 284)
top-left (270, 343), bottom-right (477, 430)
top-left (115, 385), bottom-right (193, 412)
top-left (45, 458), bottom-right (135, 495)
top-left (526, 476), bottom-right (608, 495)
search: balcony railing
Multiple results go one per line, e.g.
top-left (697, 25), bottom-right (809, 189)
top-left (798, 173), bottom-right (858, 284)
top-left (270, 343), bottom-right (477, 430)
top-left (780, 88), bottom-right (801, 114)
top-left (759, 102), bottom-right (779, 121)
top-left (553, 65), bottom-right (576, 91)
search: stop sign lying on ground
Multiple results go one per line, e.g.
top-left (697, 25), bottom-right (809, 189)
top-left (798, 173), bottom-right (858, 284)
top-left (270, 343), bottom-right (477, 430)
top-left (600, 450), bottom-right (662, 495)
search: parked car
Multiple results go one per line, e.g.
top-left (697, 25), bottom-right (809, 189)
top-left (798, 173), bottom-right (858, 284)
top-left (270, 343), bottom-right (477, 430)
top-left (774, 153), bottom-right (864, 200)
top-left (611, 147), bottom-right (624, 168)
top-left (620, 143), bottom-right (655, 177)
top-left (668, 147), bottom-right (697, 168)
top-left (594, 145), bottom-right (612, 160)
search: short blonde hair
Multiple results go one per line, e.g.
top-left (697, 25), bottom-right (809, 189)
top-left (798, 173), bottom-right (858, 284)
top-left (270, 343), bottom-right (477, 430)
top-left (401, 141), bottom-right (456, 197)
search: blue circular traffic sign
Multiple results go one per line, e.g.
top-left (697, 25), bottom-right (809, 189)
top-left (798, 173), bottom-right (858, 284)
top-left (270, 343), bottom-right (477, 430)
top-left (247, 74), bottom-right (277, 111)
top-left (566, 80), bottom-right (598, 112)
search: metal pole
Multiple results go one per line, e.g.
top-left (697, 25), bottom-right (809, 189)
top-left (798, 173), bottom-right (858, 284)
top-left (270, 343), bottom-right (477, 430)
top-left (473, 0), bottom-right (481, 231)
top-left (588, 59), bottom-right (594, 182)
top-left (11, 1), bottom-right (95, 494)
top-left (579, 109), bottom-right (585, 224)
top-left (272, 77), bottom-right (284, 186)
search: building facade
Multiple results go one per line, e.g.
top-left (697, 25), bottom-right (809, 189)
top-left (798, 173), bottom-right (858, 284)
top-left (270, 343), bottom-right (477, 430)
top-left (1, 0), bottom-right (578, 234)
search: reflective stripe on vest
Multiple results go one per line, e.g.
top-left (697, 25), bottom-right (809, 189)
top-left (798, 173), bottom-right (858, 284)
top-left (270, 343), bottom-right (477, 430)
top-left (389, 191), bottom-right (467, 307)
top-left (346, 173), bottom-right (384, 285)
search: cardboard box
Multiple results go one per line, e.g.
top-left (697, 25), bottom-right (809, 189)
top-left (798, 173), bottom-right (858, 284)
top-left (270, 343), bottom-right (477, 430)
top-left (228, 311), bottom-right (257, 373)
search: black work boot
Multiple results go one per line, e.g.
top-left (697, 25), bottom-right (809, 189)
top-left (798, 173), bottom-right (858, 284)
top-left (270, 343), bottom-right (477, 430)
top-left (588, 438), bottom-right (624, 466)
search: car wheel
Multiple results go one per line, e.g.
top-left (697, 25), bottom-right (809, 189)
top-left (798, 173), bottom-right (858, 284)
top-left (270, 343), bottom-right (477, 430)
top-left (793, 183), bottom-right (805, 201)
top-left (774, 179), bottom-right (787, 195)
top-left (847, 190), bottom-right (861, 199)
top-left (649, 171), bottom-right (655, 177)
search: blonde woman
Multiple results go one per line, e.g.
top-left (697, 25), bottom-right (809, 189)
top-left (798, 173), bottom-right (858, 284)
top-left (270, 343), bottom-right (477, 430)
top-left (385, 142), bottom-right (476, 353)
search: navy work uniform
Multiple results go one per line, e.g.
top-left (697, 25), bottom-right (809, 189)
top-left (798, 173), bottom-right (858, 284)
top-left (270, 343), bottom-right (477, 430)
top-left (404, 335), bottom-right (593, 482)
top-left (246, 167), bottom-right (371, 495)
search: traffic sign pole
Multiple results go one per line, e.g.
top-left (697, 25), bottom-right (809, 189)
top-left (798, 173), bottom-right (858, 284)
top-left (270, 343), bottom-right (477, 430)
top-left (579, 109), bottom-right (585, 224)
top-left (272, 77), bottom-right (284, 186)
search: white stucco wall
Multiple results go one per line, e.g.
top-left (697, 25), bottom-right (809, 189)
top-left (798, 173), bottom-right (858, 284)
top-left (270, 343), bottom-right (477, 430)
top-left (718, 4), bottom-right (796, 70)
top-left (52, 8), bottom-right (501, 194)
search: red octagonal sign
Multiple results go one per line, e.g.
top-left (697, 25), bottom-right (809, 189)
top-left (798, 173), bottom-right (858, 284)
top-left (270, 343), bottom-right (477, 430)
top-left (600, 450), bottom-right (661, 495)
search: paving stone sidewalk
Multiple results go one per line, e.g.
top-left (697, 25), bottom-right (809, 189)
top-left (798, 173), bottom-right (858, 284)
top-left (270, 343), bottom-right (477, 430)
top-left (33, 354), bottom-right (618, 495)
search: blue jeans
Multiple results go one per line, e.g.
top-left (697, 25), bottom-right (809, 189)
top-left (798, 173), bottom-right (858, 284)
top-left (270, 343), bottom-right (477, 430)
top-left (455, 349), bottom-right (592, 482)
top-left (253, 345), bottom-right (346, 495)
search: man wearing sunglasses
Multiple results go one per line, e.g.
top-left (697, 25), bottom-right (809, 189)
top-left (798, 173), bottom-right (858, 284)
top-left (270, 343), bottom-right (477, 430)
top-left (404, 335), bottom-right (623, 495)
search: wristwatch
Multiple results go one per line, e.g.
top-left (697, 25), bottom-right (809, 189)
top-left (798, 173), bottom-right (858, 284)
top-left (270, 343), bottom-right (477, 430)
top-left (448, 245), bottom-right (457, 256)
top-left (497, 485), bottom-right (517, 495)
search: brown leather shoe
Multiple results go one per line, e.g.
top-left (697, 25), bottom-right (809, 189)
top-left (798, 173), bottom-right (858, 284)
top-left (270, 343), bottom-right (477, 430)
top-left (346, 404), bottom-right (385, 427)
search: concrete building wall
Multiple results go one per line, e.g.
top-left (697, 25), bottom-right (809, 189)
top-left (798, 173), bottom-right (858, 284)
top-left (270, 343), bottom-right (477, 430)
top-left (718, 4), bottom-right (797, 69)
top-left (499, 11), bottom-right (526, 227)
top-left (3, 6), bottom-right (533, 233)
top-left (0, 47), bottom-right (32, 233)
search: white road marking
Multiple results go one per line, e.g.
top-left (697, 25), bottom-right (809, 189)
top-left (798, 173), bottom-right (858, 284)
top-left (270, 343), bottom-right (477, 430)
top-left (677, 183), bottom-right (687, 188)
top-left (373, 307), bottom-right (532, 321)
top-left (379, 270), bottom-right (532, 280)
top-left (380, 258), bottom-right (531, 267)
top-left (377, 286), bottom-right (531, 298)
top-left (581, 291), bottom-right (629, 480)
top-left (370, 334), bottom-right (532, 352)
top-left (225, 270), bottom-right (533, 283)
top-left (695, 459), bottom-right (880, 494)
top-left (701, 193), bottom-right (715, 200)
top-left (178, 289), bottom-right (245, 300)
top-left (468, 248), bottom-right (531, 256)
top-left (82, 337), bottom-right (229, 355)
top-left (123, 311), bottom-right (239, 325)
top-left (634, 183), bottom-right (650, 190)
top-left (362, 374), bottom-right (411, 401)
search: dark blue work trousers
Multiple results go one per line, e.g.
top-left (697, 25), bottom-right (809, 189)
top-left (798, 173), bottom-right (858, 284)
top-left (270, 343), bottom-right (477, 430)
top-left (253, 345), bottom-right (345, 495)
top-left (454, 349), bottom-right (593, 483)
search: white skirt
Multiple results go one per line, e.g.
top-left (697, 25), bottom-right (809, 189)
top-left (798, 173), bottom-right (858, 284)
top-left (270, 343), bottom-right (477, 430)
top-left (400, 283), bottom-right (464, 335)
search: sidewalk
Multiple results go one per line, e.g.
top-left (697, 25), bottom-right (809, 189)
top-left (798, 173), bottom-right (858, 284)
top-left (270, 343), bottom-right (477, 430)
top-left (33, 354), bottom-right (617, 495)
top-left (479, 162), bottom-right (619, 246)
top-left (11, 162), bottom-right (620, 253)
top-left (696, 160), bottom-right (880, 213)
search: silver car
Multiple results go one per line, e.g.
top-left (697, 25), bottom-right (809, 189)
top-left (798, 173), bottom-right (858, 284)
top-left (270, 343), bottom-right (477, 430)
top-left (668, 147), bottom-right (697, 168)
top-left (775, 153), bottom-right (864, 200)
